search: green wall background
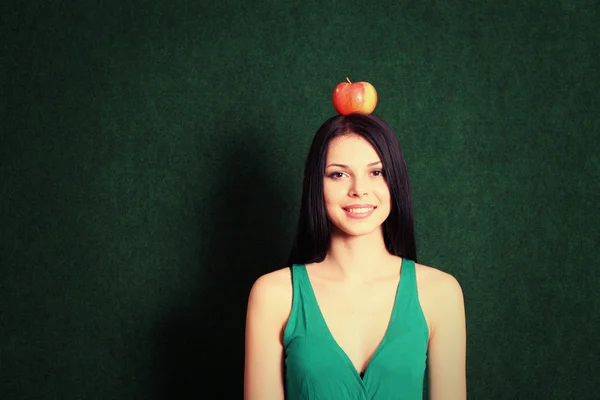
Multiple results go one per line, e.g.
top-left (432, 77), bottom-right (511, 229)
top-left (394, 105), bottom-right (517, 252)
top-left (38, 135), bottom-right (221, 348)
top-left (2, 1), bottom-right (598, 399)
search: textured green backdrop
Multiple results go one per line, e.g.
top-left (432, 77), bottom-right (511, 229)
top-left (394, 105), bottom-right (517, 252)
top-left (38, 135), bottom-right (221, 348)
top-left (2, 1), bottom-right (598, 399)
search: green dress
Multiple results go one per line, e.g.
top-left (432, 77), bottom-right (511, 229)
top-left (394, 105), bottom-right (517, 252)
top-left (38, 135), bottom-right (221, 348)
top-left (283, 259), bottom-right (429, 399)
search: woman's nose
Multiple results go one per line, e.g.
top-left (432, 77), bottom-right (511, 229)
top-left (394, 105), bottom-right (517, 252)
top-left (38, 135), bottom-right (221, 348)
top-left (348, 177), bottom-right (369, 197)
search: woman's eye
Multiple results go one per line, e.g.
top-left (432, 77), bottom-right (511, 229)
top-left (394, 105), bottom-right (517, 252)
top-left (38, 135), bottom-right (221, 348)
top-left (329, 172), bottom-right (345, 179)
top-left (372, 170), bottom-right (384, 177)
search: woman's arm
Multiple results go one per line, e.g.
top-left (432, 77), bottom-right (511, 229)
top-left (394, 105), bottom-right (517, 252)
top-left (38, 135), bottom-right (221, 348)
top-left (244, 271), bottom-right (290, 400)
top-left (427, 274), bottom-right (467, 400)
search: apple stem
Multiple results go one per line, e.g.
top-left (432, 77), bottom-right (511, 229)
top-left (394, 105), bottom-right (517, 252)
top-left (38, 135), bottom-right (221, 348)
top-left (346, 77), bottom-right (352, 84)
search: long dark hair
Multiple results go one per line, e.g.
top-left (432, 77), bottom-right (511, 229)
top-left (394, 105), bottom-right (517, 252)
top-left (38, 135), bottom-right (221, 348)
top-left (287, 113), bottom-right (417, 265)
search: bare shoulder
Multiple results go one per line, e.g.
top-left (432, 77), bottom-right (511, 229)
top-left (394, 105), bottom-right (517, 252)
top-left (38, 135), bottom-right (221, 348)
top-left (247, 267), bottom-right (293, 326)
top-left (245, 268), bottom-right (292, 398)
top-left (249, 267), bottom-right (293, 299)
top-left (414, 262), bottom-right (465, 336)
top-left (415, 263), bottom-right (467, 397)
top-left (414, 262), bottom-right (463, 299)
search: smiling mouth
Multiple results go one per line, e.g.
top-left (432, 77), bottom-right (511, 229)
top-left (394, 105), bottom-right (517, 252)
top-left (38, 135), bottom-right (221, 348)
top-left (343, 206), bottom-right (376, 213)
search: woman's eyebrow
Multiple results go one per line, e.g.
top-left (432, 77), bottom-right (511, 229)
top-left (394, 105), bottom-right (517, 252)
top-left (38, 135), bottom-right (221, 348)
top-left (326, 161), bottom-right (382, 168)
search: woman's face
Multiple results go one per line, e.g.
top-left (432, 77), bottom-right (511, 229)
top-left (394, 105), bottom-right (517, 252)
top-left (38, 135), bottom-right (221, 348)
top-left (323, 133), bottom-right (391, 237)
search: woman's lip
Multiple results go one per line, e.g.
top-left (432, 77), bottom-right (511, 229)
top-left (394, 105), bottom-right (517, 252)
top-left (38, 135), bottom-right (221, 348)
top-left (342, 206), bottom-right (376, 219)
top-left (343, 204), bottom-right (376, 209)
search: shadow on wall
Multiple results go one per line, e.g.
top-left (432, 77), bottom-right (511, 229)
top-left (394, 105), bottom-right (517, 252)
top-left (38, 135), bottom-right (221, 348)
top-left (152, 122), bottom-right (294, 399)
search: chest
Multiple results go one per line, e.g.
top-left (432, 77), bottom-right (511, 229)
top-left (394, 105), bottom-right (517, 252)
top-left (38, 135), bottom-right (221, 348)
top-left (309, 279), bottom-right (399, 372)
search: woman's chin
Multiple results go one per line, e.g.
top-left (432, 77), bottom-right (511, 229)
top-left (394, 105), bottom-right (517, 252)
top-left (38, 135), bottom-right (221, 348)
top-left (331, 224), bottom-right (383, 239)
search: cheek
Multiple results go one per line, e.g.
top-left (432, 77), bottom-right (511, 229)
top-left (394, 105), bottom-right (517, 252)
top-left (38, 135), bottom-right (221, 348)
top-left (377, 190), bottom-right (392, 212)
top-left (374, 183), bottom-right (391, 199)
top-left (323, 183), bottom-right (343, 202)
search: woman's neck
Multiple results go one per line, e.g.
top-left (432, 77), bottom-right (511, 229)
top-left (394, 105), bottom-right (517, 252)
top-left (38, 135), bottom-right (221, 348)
top-left (323, 229), bottom-right (399, 281)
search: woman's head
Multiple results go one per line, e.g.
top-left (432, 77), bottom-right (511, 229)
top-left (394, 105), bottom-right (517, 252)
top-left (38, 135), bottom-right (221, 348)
top-left (288, 113), bottom-right (417, 265)
top-left (323, 133), bottom-right (392, 239)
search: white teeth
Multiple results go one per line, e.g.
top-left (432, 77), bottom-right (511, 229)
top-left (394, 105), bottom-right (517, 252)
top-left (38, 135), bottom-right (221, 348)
top-left (346, 208), bottom-right (373, 213)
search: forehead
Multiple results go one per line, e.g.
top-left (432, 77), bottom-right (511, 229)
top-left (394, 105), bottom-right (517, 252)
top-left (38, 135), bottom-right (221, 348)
top-left (326, 134), bottom-right (380, 163)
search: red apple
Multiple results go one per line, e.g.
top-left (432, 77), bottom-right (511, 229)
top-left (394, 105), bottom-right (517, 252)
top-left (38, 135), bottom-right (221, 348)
top-left (332, 78), bottom-right (378, 116)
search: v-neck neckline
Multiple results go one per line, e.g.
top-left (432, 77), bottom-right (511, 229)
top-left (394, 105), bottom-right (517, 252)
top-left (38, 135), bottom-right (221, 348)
top-left (300, 259), bottom-right (405, 382)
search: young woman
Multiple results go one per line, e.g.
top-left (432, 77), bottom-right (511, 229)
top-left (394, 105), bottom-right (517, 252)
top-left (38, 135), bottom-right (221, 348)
top-left (244, 113), bottom-right (466, 399)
